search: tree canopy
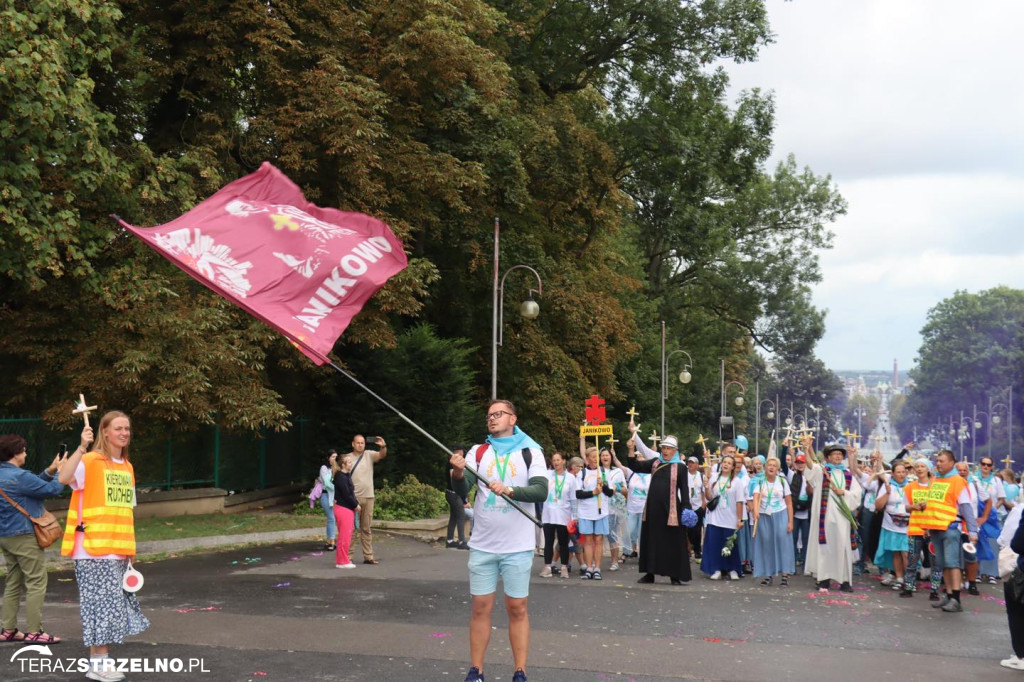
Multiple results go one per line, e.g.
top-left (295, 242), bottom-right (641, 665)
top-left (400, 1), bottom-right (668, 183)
top-left (1, 0), bottom-right (846, 480)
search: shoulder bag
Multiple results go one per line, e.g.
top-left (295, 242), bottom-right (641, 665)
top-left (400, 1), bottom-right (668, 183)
top-left (0, 488), bottom-right (64, 549)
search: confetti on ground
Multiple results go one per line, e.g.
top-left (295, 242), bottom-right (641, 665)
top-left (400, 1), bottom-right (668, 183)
top-left (309, 552), bottom-right (323, 557)
top-left (253, 673), bottom-right (267, 677)
top-left (981, 594), bottom-right (1007, 606)
top-left (289, 556), bottom-right (301, 561)
top-left (245, 557), bottom-right (261, 564)
top-left (274, 582), bottom-right (292, 588)
top-left (824, 599), bottom-right (852, 606)
top-left (430, 633), bottom-right (451, 639)
top-left (58, 578), bottom-right (73, 582)
top-left (174, 606), bottom-right (222, 613)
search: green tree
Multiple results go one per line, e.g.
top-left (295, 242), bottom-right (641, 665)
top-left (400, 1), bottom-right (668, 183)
top-left (902, 287), bottom-right (1024, 454)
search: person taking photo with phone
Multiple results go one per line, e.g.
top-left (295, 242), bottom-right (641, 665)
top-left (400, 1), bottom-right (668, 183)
top-left (344, 434), bottom-right (387, 565)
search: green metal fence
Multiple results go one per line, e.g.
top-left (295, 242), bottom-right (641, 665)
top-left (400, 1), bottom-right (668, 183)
top-left (0, 416), bottom-right (318, 493)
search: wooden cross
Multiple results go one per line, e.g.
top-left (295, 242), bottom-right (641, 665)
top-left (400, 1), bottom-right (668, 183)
top-left (605, 435), bottom-right (618, 450)
top-left (626, 405), bottom-right (640, 421)
top-left (1003, 454), bottom-right (1015, 467)
top-left (648, 430), bottom-right (661, 448)
top-left (72, 393), bottom-right (98, 427)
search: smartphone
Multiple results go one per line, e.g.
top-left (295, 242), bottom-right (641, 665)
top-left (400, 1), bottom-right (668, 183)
top-left (367, 436), bottom-right (380, 445)
top-left (57, 443), bottom-right (68, 457)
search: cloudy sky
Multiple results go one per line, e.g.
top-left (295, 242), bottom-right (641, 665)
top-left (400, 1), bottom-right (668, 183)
top-left (726, 0), bottom-right (1024, 372)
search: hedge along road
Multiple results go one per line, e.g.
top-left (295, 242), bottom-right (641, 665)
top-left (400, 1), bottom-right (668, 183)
top-left (4, 533), bottom-right (1012, 681)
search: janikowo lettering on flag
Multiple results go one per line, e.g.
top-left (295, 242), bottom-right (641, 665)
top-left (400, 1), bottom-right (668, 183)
top-left (118, 162), bottom-right (408, 364)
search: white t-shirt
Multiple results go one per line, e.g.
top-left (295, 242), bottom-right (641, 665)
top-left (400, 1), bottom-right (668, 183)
top-left (466, 444), bottom-right (547, 554)
top-left (878, 478), bottom-right (911, 534)
top-left (975, 476), bottom-right (1006, 505)
top-left (753, 476), bottom-right (790, 515)
top-left (606, 468), bottom-right (627, 514)
top-left (542, 470), bottom-right (577, 526)
top-left (71, 458), bottom-right (137, 561)
top-left (626, 472), bottom-right (651, 514)
top-left (786, 469), bottom-right (812, 520)
top-left (687, 470), bottom-right (705, 510)
top-left (706, 474), bottom-right (747, 529)
top-left (577, 467), bottom-right (617, 520)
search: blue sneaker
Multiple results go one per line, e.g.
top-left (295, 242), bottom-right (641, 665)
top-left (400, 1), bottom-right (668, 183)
top-left (464, 667), bottom-right (484, 682)
top-left (513, 670), bottom-right (527, 682)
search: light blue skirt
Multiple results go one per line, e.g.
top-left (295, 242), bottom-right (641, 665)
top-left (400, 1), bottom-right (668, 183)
top-left (752, 512), bottom-right (795, 577)
top-left (874, 528), bottom-right (909, 569)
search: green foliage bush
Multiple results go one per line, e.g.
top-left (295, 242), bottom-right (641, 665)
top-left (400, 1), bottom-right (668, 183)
top-left (374, 475), bottom-right (447, 521)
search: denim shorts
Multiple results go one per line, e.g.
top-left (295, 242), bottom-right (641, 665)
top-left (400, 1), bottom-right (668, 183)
top-left (578, 517), bottom-right (610, 536)
top-left (468, 549), bottom-right (534, 598)
top-left (929, 526), bottom-right (963, 571)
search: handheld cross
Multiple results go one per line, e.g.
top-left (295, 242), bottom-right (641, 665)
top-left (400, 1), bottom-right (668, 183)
top-left (1003, 454), bottom-right (1015, 467)
top-left (648, 430), bottom-right (661, 448)
top-left (72, 393), bottom-right (98, 428)
top-left (626, 405), bottom-right (640, 421)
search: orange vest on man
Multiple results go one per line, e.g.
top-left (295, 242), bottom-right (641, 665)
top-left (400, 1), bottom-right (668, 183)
top-left (61, 451), bottom-right (137, 557)
top-left (914, 473), bottom-right (968, 532)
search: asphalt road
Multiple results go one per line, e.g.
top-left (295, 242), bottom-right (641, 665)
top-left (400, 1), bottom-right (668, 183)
top-left (1, 534), bottom-right (1016, 681)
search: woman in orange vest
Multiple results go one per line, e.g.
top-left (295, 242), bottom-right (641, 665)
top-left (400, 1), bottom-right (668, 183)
top-left (901, 458), bottom-right (943, 599)
top-left (61, 411), bottom-right (149, 682)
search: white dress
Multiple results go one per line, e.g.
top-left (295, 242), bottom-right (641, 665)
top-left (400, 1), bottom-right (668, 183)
top-left (804, 462), bottom-right (863, 584)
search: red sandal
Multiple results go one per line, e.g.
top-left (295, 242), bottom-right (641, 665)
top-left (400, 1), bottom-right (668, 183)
top-left (23, 632), bottom-right (61, 644)
top-left (0, 629), bottom-right (26, 642)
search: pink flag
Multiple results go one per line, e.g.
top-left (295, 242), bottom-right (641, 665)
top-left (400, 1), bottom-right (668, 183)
top-left (119, 162), bottom-right (408, 364)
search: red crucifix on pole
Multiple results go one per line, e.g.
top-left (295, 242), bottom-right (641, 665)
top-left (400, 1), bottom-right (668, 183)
top-left (585, 394), bottom-right (607, 425)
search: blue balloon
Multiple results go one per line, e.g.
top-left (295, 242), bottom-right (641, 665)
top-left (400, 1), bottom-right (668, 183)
top-left (735, 435), bottom-right (749, 451)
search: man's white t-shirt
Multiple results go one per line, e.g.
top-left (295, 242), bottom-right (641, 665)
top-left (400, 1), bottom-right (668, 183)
top-left (466, 444), bottom-right (547, 554)
top-left (542, 470), bottom-right (578, 526)
top-left (786, 469), bottom-right (812, 520)
top-left (687, 469), bottom-right (705, 510)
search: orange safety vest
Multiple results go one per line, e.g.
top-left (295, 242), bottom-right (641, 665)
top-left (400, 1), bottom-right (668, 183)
top-left (60, 452), bottom-right (137, 557)
top-left (915, 474), bottom-right (967, 532)
top-left (905, 481), bottom-right (938, 537)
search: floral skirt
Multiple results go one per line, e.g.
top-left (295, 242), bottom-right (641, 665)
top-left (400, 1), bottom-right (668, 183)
top-left (75, 559), bottom-right (150, 647)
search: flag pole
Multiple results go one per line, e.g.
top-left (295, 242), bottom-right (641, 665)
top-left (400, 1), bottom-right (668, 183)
top-left (325, 359), bottom-right (541, 527)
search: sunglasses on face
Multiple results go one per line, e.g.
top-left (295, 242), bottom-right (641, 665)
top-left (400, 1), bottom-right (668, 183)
top-left (981, 462), bottom-right (993, 467)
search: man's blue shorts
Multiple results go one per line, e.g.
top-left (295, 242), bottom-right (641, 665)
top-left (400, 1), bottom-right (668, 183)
top-left (930, 526), bottom-right (964, 571)
top-left (579, 516), bottom-right (610, 536)
top-left (468, 549), bottom-right (534, 599)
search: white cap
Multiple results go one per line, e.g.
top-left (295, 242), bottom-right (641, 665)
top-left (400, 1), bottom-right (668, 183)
top-left (661, 435), bottom-right (679, 449)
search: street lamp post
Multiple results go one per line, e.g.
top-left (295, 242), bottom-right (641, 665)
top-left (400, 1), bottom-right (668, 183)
top-left (491, 218), bottom-right (543, 400)
top-left (659, 320), bottom-right (693, 437)
top-left (756, 396), bottom-right (777, 456)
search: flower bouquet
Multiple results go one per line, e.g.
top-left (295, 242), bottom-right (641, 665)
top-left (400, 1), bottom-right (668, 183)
top-left (680, 508), bottom-right (699, 528)
top-left (722, 531), bottom-right (738, 557)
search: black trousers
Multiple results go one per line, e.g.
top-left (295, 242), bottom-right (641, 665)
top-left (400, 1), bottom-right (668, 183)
top-left (1007, 581), bottom-right (1024, 657)
top-left (543, 523), bottom-right (570, 565)
top-left (445, 491), bottom-right (466, 542)
top-left (687, 508), bottom-right (706, 557)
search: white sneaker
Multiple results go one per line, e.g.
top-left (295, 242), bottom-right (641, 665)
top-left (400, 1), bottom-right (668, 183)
top-left (86, 659), bottom-right (126, 682)
top-left (728, 571), bottom-right (740, 580)
top-left (560, 565), bottom-right (570, 579)
top-left (539, 565), bottom-right (553, 578)
top-left (609, 562), bottom-right (620, 571)
top-left (336, 563), bottom-right (356, 569)
top-left (1001, 656), bottom-right (1024, 670)
top-left (880, 573), bottom-right (894, 586)
top-left (709, 571), bottom-right (722, 580)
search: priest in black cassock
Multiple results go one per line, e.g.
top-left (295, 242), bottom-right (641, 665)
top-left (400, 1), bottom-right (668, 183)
top-left (626, 422), bottom-right (691, 585)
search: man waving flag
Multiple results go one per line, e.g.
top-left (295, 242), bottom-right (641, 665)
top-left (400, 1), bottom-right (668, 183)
top-left (118, 162), bottom-right (408, 364)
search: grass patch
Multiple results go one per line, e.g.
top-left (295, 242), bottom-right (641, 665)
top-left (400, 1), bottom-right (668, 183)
top-left (134, 512), bottom-right (324, 542)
